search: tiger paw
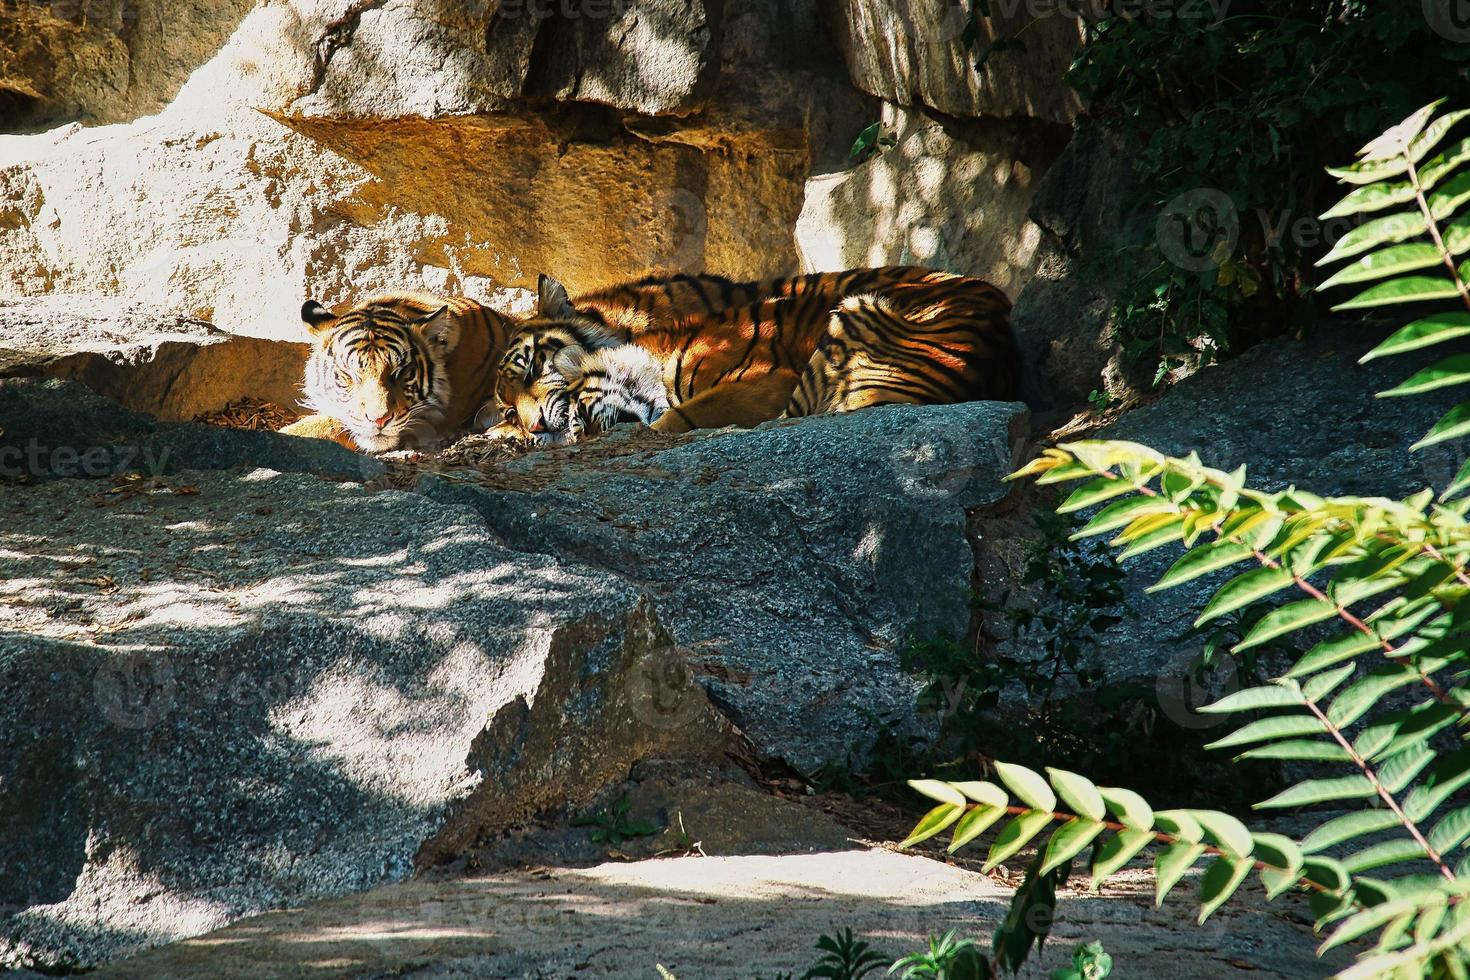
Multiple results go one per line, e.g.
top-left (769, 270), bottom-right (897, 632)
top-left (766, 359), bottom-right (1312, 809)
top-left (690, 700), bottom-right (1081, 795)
top-left (279, 415), bottom-right (359, 451)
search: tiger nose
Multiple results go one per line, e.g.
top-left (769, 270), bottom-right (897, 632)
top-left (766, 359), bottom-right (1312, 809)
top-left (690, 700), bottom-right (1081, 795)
top-left (371, 413), bottom-right (393, 429)
top-left (526, 413), bottom-right (545, 433)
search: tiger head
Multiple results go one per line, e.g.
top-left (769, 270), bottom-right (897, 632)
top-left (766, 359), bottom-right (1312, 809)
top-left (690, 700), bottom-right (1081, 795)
top-left (298, 296), bottom-right (460, 452)
top-left (490, 275), bottom-right (623, 445)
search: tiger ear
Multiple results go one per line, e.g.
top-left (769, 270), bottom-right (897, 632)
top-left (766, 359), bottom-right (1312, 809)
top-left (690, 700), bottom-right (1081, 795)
top-left (551, 344), bottom-right (589, 382)
top-left (300, 299), bottom-right (335, 336)
top-left (415, 305), bottom-right (461, 353)
top-left (537, 274), bottom-right (576, 320)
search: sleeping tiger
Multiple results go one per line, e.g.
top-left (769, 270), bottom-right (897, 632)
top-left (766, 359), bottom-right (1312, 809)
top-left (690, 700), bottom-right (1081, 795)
top-left (487, 266), bottom-right (1017, 445)
top-left (280, 293), bottom-right (513, 452)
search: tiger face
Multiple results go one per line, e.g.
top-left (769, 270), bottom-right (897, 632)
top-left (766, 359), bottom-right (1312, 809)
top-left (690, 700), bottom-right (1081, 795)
top-left (489, 275), bottom-right (622, 445)
top-left (298, 297), bottom-right (459, 452)
top-left (560, 344), bottom-right (670, 439)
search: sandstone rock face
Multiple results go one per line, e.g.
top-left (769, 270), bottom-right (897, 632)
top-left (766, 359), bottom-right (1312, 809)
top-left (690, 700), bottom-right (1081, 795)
top-left (0, 296), bottom-right (309, 418)
top-left (0, 0), bottom-right (872, 341)
top-left (0, 0), bottom-right (256, 130)
top-left (826, 0), bottom-right (1085, 125)
top-left (796, 104), bottom-right (1066, 297)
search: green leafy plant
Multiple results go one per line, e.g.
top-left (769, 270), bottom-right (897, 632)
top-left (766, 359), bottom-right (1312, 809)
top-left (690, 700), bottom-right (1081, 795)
top-left (850, 122), bottom-right (898, 164)
top-left (1049, 941), bottom-right (1112, 980)
top-left (888, 930), bottom-right (987, 979)
top-left (570, 795), bottom-right (661, 846)
top-left (1065, 3), bottom-right (1470, 383)
top-left (802, 928), bottom-right (889, 980)
top-left (1316, 100), bottom-right (1470, 498)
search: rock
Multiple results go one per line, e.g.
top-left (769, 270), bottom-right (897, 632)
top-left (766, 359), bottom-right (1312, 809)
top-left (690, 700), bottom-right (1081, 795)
top-left (826, 0), bottom-right (1085, 124)
top-left (424, 400), bottom-right (1031, 772)
top-left (1009, 122), bottom-right (1151, 410)
top-left (92, 848), bottom-right (1346, 978)
top-left (1076, 323), bottom-right (1453, 693)
top-left (0, 378), bottom-right (372, 482)
top-left (796, 103), bottom-right (1067, 297)
top-left (0, 0), bottom-right (256, 130)
top-left (0, 296), bottom-right (309, 419)
top-left (0, 0), bottom-right (872, 339)
top-left (0, 387), bottom-right (731, 970)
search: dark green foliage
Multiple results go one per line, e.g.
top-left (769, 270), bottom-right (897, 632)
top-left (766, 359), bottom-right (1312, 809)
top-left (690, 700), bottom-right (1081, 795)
top-left (1068, 2), bottom-right (1470, 381)
top-left (889, 930), bottom-right (990, 979)
top-left (1049, 942), bottom-right (1113, 980)
top-left (800, 928), bottom-right (889, 980)
top-left (569, 795), bottom-right (661, 846)
top-left (991, 854), bottom-right (1066, 973)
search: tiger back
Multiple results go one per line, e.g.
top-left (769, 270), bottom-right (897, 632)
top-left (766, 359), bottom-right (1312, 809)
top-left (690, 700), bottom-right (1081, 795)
top-left (491, 267), bottom-right (1018, 443)
top-left (281, 293), bottom-right (513, 453)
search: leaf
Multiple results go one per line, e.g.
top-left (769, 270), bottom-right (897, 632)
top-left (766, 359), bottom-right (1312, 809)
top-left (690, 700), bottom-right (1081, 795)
top-left (1286, 630), bottom-right (1384, 677)
top-left (1098, 787), bottom-right (1154, 831)
top-left (1320, 180), bottom-right (1417, 220)
top-left (1188, 810), bottom-right (1254, 859)
top-left (1357, 100), bottom-right (1443, 160)
top-left (1057, 477), bottom-right (1137, 514)
top-left (1073, 496), bottom-right (1178, 538)
top-left (1255, 775), bottom-right (1377, 809)
top-left (950, 804), bottom-right (1009, 853)
top-left (1380, 354), bottom-right (1470, 397)
top-left (1361, 313), bottom-right (1470, 362)
top-left (1154, 841), bottom-right (1207, 906)
top-left (1235, 739), bottom-right (1351, 763)
top-left (995, 762), bottom-right (1058, 813)
top-left (1428, 805), bottom-right (1470, 853)
top-left (1047, 769), bottom-right (1106, 822)
top-left (1204, 714), bottom-right (1327, 750)
top-left (1300, 809), bottom-right (1404, 854)
top-left (1332, 274), bottom-right (1464, 312)
top-left (899, 803), bottom-right (964, 848)
top-left (1090, 828), bottom-right (1155, 885)
top-left (1301, 664), bottom-right (1357, 702)
top-left (1408, 107), bottom-right (1470, 163)
top-left (1377, 743), bottom-right (1437, 794)
top-left (1199, 682), bottom-right (1305, 714)
top-left (1317, 210), bottom-right (1427, 266)
top-left (1318, 243), bottom-right (1443, 289)
top-left (1320, 898), bottom-right (1420, 954)
top-left (1328, 664), bottom-right (1424, 727)
top-left (1341, 839), bottom-right (1430, 874)
top-left (1249, 833), bottom-right (1303, 876)
top-left (1404, 748), bottom-right (1470, 822)
top-left (1153, 810), bottom-right (1202, 842)
top-left (909, 779), bottom-right (968, 807)
top-left (952, 781), bottom-right (1009, 808)
top-left (1234, 598), bottom-right (1338, 651)
top-left (984, 810), bottom-right (1056, 872)
top-left (1040, 817), bottom-right (1106, 876)
top-left (1327, 156), bottom-right (1410, 185)
top-left (1197, 855), bottom-right (1254, 923)
top-left (1412, 400), bottom-right (1470, 450)
top-left (1149, 541), bottom-right (1255, 592)
top-left (1195, 566), bottom-right (1296, 626)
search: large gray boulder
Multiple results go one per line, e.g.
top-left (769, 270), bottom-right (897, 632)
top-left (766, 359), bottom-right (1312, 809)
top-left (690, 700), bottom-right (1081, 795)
top-left (1071, 323), bottom-right (1454, 698)
top-left (0, 367), bottom-right (1027, 969)
top-left (0, 381), bottom-right (731, 971)
top-left (427, 400), bottom-right (1030, 771)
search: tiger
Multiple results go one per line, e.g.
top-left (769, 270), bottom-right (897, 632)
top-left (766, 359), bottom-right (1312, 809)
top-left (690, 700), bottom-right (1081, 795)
top-left (488, 267), bottom-right (1017, 445)
top-left (279, 293), bottom-right (513, 453)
